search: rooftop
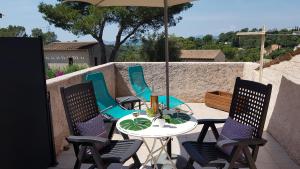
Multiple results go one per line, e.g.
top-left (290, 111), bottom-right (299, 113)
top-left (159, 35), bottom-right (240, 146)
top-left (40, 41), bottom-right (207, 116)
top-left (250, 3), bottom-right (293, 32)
top-left (46, 61), bottom-right (300, 169)
top-left (180, 49), bottom-right (224, 60)
top-left (44, 42), bottom-right (98, 51)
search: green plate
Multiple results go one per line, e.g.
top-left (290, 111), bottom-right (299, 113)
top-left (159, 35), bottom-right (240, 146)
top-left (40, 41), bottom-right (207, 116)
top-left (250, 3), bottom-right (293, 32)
top-left (120, 118), bottom-right (152, 131)
top-left (164, 113), bottom-right (191, 124)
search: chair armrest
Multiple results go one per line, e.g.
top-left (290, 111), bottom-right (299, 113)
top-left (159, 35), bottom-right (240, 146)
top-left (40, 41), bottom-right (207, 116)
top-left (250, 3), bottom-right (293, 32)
top-left (66, 136), bottom-right (109, 145)
top-left (103, 118), bottom-right (118, 124)
top-left (217, 138), bottom-right (267, 148)
top-left (197, 119), bottom-right (227, 125)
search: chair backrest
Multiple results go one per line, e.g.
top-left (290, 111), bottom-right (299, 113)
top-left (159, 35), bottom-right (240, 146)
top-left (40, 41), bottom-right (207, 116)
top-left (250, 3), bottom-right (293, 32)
top-left (60, 82), bottom-right (99, 136)
top-left (229, 77), bottom-right (272, 139)
top-left (128, 65), bottom-right (152, 98)
top-left (85, 72), bottom-right (117, 110)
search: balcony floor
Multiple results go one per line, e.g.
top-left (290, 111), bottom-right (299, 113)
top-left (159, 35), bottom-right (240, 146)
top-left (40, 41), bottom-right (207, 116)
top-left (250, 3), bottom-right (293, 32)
top-left (49, 103), bottom-right (300, 169)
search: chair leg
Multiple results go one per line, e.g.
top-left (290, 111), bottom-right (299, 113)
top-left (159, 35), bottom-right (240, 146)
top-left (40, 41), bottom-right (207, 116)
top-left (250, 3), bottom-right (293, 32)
top-left (197, 124), bottom-right (209, 142)
top-left (184, 158), bottom-right (195, 169)
top-left (108, 121), bottom-right (116, 139)
top-left (87, 164), bottom-right (97, 169)
top-left (243, 147), bottom-right (257, 169)
top-left (210, 124), bottom-right (220, 140)
top-left (228, 146), bottom-right (243, 169)
top-left (132, 153), bottom-right (141, 168)
top-left (91, 146), bottom-right (105, 169)
top-left (121, 132), bottom-right (130, 140)
top-left (74, 146), bottom-right (86, 169)
top-left (73, 159), bottom-right (82, 169)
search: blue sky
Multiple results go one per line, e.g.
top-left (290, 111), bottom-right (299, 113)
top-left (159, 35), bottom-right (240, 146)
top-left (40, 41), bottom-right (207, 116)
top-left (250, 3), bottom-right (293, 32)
top-left (1, 0), bottom-right (299, 42)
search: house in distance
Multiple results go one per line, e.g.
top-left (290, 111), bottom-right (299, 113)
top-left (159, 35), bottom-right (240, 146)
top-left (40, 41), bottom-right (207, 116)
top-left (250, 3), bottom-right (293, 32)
top-left (44, 42), bottom-right (110, 68)
top-left (180, 49), bottom-right (225, 62)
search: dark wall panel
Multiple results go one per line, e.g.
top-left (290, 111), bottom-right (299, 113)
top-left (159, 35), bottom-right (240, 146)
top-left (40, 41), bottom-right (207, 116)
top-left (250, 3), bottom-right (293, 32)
top-left (0, 38), bottom-right (55, 169)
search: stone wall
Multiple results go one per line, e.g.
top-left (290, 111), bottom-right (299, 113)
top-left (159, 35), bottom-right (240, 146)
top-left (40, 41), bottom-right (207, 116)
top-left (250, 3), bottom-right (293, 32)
top-left (115, 62), bottom-right (258, 102)
top-left (46, 63), bottom-right (116, 155)
top-left (44, 50), bottom-right (90, 68)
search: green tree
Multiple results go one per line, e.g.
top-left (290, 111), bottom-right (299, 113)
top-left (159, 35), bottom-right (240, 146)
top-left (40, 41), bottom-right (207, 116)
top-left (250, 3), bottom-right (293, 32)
top-left (141, 33), bottom-right (181, 61)
top-left (218, 31), bottom-right (239, 47)
top-left (0, 25), bottom-right (26, 37)
top-left (172, 36), bottom-right (202, 49)
top-left (234, 48), bottom-right (260, 62)
top-left (202, 34), bottom-right (213, 44)
top-left (31, 28), bottom-right (58, 44)
top-left (38, 1), bottom-right (192, 63)
top-left (117, 45), bottom-right (143, 62)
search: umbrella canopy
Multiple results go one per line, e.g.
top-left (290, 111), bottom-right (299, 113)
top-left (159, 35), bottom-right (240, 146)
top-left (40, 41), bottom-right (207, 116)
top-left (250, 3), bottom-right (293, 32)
top-left (64, 0), bottom-right (195, 110)
top-left (64, 0), bottom-right (193, 7)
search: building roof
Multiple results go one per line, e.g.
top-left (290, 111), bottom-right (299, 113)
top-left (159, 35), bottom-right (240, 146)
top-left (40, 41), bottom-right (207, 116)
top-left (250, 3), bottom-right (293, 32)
top-left (180, 50), bottom-right (224, 60)
top-left (44, 42), bottom-right (98, 51)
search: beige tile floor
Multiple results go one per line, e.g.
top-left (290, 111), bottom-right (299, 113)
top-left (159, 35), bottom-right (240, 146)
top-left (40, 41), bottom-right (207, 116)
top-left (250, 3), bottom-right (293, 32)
top-left (50, 103), bottom-right (300, 169)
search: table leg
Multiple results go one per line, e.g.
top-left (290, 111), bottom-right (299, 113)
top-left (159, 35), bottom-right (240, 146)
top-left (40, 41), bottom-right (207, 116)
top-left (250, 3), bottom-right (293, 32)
top-left (140, 137), bottom-right (177, 169)
top-left (159, 138), bottom-right (177, 169)
top-left (142, 138), bottom-right (156, 165)
top-left (140, 138), bottom-right (157, 169)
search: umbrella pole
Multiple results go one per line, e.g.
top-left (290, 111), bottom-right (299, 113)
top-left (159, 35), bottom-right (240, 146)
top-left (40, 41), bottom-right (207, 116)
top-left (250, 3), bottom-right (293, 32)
top-left (164, 0), bottom-right (172, 157)
top-left (259, 26), bottom-right (266, 82)
top-left (164, 0), bottom-right (170, 109)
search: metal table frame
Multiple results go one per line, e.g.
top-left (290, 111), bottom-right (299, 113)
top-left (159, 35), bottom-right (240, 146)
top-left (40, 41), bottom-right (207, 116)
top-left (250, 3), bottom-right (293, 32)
top-left (141, 137), bottom-right (176, 169)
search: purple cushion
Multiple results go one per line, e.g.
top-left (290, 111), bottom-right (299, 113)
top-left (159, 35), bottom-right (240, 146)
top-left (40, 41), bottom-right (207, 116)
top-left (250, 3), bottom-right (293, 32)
top-left (217, 117), bottom-right (254, 155)
top-left (76, 115), bottom-right (107, 138)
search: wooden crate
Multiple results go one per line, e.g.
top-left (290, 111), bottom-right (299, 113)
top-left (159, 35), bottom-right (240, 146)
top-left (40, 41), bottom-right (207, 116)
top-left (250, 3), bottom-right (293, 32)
top-left (205, 91), bottom-right (232, 112)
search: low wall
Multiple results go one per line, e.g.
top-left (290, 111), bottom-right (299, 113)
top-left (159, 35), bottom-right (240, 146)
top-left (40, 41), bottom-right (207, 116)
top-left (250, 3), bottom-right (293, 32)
top-left (264, 55), bottom-right (300, 165)
top-left (115, 62), bottom-right (258, 102)
top-left (46, 63), bottom-right (116, 155)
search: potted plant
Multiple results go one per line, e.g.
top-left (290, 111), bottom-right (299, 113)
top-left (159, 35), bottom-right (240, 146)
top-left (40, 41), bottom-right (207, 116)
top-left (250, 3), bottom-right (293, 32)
top-left (152, 105), bottom-right (168, 128)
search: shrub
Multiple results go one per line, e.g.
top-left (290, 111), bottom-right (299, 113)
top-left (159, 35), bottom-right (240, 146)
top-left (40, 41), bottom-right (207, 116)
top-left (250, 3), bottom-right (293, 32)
top-left (46, 64), bottom-right (88, 79)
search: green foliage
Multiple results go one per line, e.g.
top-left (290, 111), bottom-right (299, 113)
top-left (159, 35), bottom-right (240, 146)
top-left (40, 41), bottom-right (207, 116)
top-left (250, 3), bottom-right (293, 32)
top-left (266, 48), bottom-right (293, 59)
top-left (38, 1), bottom-right (192, 62)
top-left (46, 64), bottom-right (88, 79)
top-left (163, 113), bottom-right (191, 124)
top-left (31, 28), bottom-right (58, 44)
top-left (117, 45), bottom-right (144, 62)
top-left (234, 48), bottom-right (260, 62)
top-left (141, 34), bottom-right (181, 62)
top-left (119, 118), bottom-right (151, 131)
top-left (202, 34), bottom-right (214, 45)
top-left (0, 25), bottom-right (58, 44)
top-left (172, 36), bottom-right (203, 49)
top-left (0, 25), bottom-right (27, 37)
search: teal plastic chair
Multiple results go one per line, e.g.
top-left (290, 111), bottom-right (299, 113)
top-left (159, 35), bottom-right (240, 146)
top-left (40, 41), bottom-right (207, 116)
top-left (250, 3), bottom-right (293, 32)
top-left (128, 65), bottom-right (192, 111)
top-left (86, 72), bottom-right (137, 119)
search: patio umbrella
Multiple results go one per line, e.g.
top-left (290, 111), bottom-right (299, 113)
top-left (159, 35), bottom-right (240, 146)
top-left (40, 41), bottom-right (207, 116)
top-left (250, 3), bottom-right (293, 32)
top-left (64, 0), bottom-right (196, 157)
top-left (64, 0), bottom-right (195, 110)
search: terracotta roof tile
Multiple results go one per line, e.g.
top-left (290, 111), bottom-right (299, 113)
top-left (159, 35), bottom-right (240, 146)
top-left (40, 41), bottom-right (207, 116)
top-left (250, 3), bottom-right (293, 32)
top-left (44, 42), bottom-right (98, 51)
top-left (180, 50), bottom-right (224, 59)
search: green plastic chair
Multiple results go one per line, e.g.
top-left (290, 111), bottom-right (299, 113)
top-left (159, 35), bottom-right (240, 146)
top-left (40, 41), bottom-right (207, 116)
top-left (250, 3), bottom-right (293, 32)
top-left (86, 72), bottom-right (137, 119)
top-left (128, 65), bottom-right (192, 111)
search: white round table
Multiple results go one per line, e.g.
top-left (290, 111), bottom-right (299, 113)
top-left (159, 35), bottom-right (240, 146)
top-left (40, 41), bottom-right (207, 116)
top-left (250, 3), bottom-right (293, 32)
top-left (116, 110), bottom-right (197, 169)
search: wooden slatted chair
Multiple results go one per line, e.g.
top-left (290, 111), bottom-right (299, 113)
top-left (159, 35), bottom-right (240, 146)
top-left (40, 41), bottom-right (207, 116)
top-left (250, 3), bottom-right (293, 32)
top-left (182, 77), bottom-right (272, 169)
top-left (60, 82), bottom-right (142, 169)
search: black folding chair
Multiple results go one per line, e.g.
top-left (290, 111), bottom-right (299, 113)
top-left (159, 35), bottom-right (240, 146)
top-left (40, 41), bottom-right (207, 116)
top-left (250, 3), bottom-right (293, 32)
top-left (182, 77), bottom-right (272, 169)
top-left (60, 82), bottom-right (142, 169)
